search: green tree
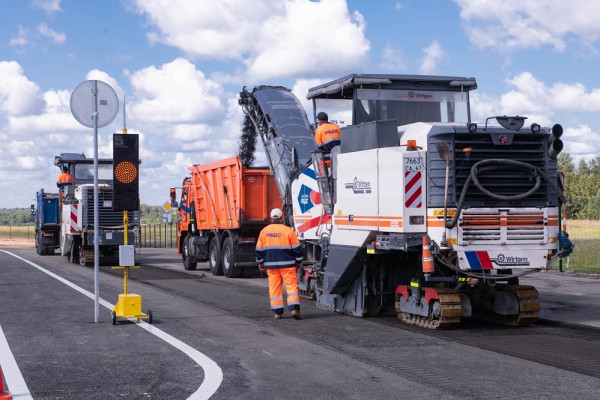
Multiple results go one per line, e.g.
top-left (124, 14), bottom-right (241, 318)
top-left (139, 204), bottom-right (168, 224)
top-left (584, 189), bottom-right (600, 220)
top-left (0, 208), bottom-right (35, 225)
top-left (578, 158), bottom-right (590, 175)
top-left (0, 205), bottom-right (166, 225)
top-left (589, 154), bottom-right (600, 176)
top-left (558, 152), bottom-right (575, 173)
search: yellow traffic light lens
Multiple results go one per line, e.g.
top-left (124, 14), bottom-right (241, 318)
top-left (115, 161), bottom-right (137, 184)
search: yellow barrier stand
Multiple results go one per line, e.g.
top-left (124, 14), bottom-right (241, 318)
top-left (111, 211), bottom-right (153, 325)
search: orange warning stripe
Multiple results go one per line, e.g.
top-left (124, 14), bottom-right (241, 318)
top-left (334, 215), bottom-right (403, 228)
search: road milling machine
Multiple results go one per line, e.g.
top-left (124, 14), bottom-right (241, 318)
top-left (239, 74), bottom-right (573, 329)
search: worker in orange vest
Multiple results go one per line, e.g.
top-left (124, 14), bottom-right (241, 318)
top-left (57, 166), bottom-right (73, 188)
top-left (256, 208), bottom-right (304, 319)
top-left (314, 112), bottom-right (340, 152)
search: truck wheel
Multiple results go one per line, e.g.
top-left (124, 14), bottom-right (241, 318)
top-left (35, 231), bottom-right (41, 254)
top-left (208, 237), bottom-right (223, 276)
top-left (37, 231), bottom-right (47, 255)
top-left (182, 237), bottom-right (197, 271)
top-left (222, 237), bottom-right (241, 278)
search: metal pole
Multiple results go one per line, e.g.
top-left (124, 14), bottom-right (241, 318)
top-left (93, 80), bottom-right (100, 323)
top-left (558, 204), bottom-right (563, 272)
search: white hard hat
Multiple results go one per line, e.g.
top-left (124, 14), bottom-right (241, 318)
top-left (271, 208), bottom-right (282, 219)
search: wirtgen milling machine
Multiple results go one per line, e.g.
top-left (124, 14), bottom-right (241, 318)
top-left (239, 74), bottom-right (572, 329)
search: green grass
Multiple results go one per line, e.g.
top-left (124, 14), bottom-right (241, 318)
top-left (0, 225), bottom-right (35, 239)
top-left (555, 220), bottom-right (600, 273)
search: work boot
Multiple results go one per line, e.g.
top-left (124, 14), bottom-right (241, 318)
top-left (274, 313), bottom-right (282, 319)
top-left (292, 310), bottom-right (301, 320)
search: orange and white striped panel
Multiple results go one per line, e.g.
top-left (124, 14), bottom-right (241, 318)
top-left (70, 204), bottom-right (79, 232)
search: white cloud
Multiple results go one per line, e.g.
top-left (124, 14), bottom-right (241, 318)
top-left (133, 0), bottom-right (370, 81)
top-left (563, 124), bottom-right (600, 161)
top-left (127, 58), bottom-right (224, 124)
top-left (381, 44), bottom-right (406, 71)
top-left (470, 72), bottom-right (600, 160)
top-left (133, 0), bottom-right (279, 60)
top-left (472, 72), bottom-right (600, 122)
top-left (455, 0), bottom-right (600, 53)
top-left (7, 88), bottom-right (78, 136)
top-left (245, 0), bottom-right (369, 81)
top-left (0, 61), bottom-right (45, 116)
top-left (10, 26), bottom-right (29, 48)
top-left (85, 69), bottom-right (125, 100)
top-left (419, 41), bottom-right (448, 75)
top-left (32, 0), bottom-right (62, 15)
top-left (37, 23), bottom-right (66, 44)
top-left (291, 78), bottom-right (323, 116)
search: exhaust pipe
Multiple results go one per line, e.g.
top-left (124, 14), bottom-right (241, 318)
top-left (548, 138), bottom-right (563, 159)
top-left (548, 123), bottom-right (563, 159)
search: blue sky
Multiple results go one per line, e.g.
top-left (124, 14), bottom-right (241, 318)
top-left (1, 0), bottom-right (600, 208)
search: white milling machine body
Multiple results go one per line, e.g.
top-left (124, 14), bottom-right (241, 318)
top-left (241, 74), bottom-right (572, 329)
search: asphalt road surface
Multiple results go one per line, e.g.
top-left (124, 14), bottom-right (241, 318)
top-left (1, 247), bottom-right (599, 399)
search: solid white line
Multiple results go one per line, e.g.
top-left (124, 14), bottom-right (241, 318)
top-left (0, 325), bottom-right (33, 399)
top-left (0, 249), bottom-right (223, 399)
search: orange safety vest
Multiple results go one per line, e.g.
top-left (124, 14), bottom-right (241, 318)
top-left (315, 122), bottom-right (341, 152)
top-left (57, 172), bottom-right (72, 185)
top-left (255, 223), bottom-right (303, 269)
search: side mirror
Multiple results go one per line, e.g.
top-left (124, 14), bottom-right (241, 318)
top-left (169, 188), bottom-right (178, 207)
top-left (30, 204), bottom-right (35, 216)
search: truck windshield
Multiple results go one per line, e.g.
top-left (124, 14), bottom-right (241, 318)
top-left (356, 88), bottom-right (469, 125)
top-left (314, 89), bottom-right (469, 127)
top-left (74, 164), bottom-right (113, 183)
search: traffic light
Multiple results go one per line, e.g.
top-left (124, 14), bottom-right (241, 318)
top-left (113, 133), bottom-right (139, 211)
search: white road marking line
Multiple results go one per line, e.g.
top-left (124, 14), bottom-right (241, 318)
top-left (0, 250), bottom-right (223, 400)
top-left (0, 324), bottom-right (32, 400)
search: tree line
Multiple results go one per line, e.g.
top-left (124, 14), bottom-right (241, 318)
top-left (558, 152), bottom-right (600, 220)
top-left (0, 204), bottom-right (170, 226)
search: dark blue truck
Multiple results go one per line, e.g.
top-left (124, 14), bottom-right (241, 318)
top-left (32, 189), bottom-right (60, 255)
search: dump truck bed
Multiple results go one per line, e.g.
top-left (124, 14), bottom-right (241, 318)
top-left (188, 156), bottom-right (281, 230)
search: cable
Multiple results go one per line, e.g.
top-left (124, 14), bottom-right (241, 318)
top-left (446, 159), bottom-right (568, 229)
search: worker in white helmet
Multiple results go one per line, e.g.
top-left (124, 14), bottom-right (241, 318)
top-left (255, 208), bottom-right (304, 319)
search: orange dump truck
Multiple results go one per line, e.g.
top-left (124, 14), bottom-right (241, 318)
top-left (172, 156), bottom-right (282, 277)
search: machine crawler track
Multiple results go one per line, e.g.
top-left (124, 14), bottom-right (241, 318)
top-left (397, 288), bottom-right (463, 330)
top-left (299, 288), bottom-right (316, 300)
top-left (475, 285), bottom-right (540, 326)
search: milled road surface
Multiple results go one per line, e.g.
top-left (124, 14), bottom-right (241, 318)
top-left (1, 247), bottom-right (599, 399)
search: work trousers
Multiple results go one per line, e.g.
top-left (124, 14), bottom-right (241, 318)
top-left (267, 266), bottom-right (300, 314)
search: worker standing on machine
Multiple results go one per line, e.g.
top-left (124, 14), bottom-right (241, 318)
top-left (255, 208), bottom-right (304, 320)
top-left (57, 166), bottom-right (72, 189)
top-left (314, 112), bottom-right (340, 151)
